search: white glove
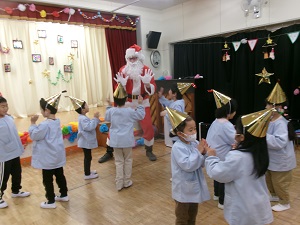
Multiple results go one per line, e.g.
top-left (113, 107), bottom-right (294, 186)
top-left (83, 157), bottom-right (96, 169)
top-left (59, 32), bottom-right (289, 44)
top-left (114, 72), bottom-right (129, 87)
top-left (139, 69), bottom-right (154, 85)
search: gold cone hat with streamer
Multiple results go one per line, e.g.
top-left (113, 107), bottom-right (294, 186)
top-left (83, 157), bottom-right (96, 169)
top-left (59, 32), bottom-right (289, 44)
top-left (177, 83), bottom-right (195, 95)
top-left (113, 83), bottom-right (128, 99)
top-left (65, 96), bottom-right (85, 110)
top-left (241, 108), bottom-right (276, 137)
top-left (266, 82), bottom-right (287, 104)
top-left (166, 107), bottom-right (189, 130)
top-left (209, 89), bottom-right (231, 108)
top-left (45, 90), bottom-right (67, 110)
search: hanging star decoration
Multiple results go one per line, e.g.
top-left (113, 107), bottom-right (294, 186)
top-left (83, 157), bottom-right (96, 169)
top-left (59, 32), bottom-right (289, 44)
top-left (33, 40), bottom-right (39, 45)
top-left (68, 53), bottom-right (75, 61)
top-left (255, 67), bottom-right (274, 84)
top-left (266, 36), bottom-right (273, 45)
top-left (42, 69), bottom-right (50, 78)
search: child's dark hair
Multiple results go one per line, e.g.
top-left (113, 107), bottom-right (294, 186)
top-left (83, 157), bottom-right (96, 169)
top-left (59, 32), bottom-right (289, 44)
top-left (40, 98), bottom-right (57, 114)
top-left (235, 116), bottom-right (269, 178)
top-left (215, 99), bottom-right (238, 118)
top-left (174, 116), bottom-right (193, 134)
top-left (0, 96), bottom-right (7, 103)
top-left (170, 84), bottom-right (183, 100)
top-left (114, 97), bottom-right (127, 107)
top-left (75, 102), bottom-right (86, 114)
top-left (265, 100), bottom-right (296, 141)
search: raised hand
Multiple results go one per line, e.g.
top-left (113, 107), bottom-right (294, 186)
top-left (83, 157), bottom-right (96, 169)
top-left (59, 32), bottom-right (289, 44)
top-left (31, 115), bottom-right (39, 124)
top-left (137, 95), bottom-right (143, 104)
top-left (114, 72), bottom-right (129, 87)
top-left (94, 112), bottom-right (100, 118)
top-left (158, 87), bottom-right (164, 98)
top-left (139, 69), bottom-right (154, 85)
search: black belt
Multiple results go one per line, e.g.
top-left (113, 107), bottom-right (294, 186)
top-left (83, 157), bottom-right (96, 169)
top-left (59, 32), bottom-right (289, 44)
top-left (128, 93), bottom-right (147, 99)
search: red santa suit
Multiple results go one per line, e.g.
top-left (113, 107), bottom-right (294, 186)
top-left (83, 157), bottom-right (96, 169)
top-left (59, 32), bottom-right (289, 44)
top-left (119, 64), bottom-right (156, 145)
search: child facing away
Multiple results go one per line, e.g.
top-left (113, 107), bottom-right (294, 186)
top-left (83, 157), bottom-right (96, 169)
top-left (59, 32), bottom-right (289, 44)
top-left (205, 109), bottom-right (274, 225)
top-left (166, 107), bottom-right (210, 225)
top-left (105, 84), bottom-right (145, 191)
top-left (66, 96), bottom-right (100, 180)
top-left (29, 92), bottom-right (68, 209)
top-left (206, 90), bottom-right (237, 209)
top-left (264, 82), bottom-right (297, 212)
top-left (0, 96), bottom-right (30, 209)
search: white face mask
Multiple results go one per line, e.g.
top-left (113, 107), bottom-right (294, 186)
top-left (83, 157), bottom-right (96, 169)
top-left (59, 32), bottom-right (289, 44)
top-left (182, 133), bottom-right (197, 142)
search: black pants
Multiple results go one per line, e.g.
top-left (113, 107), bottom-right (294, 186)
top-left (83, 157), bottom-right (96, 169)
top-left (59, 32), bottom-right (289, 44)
top-left (83, 148), bottom-right (92, 175)
top-left (42, 167), bottom-right (68, 203)
top-left (214, 180), bottom-right (224, 205)
top-left (0, 157), bottom-right (22, 197)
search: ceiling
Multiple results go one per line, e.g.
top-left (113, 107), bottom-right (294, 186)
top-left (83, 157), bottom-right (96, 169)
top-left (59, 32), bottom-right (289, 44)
top-left (100, 0), bottom-right (191, 11)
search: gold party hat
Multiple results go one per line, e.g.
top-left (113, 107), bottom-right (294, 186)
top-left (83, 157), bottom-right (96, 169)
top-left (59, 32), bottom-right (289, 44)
top-left (166, 107), bottom-right (189, 130)
top-left (210, 89), bottom-right (231, 108)
top-left (65, 96), bottom-right (85, 110)
top-left (266, 82), bottom-right (287, 104)
top-left (45, 90), bottom-right (67, 110)
top-left (241, 108), bottom-right (275, 137)
top-left (177, 83), bottom-right (194, 95)
top-left (113, 83), bottom-right (128, 99)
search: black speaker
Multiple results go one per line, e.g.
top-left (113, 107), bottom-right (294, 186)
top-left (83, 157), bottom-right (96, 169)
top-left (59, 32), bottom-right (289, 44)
top-left (146, 31), bottom-right (161, 49)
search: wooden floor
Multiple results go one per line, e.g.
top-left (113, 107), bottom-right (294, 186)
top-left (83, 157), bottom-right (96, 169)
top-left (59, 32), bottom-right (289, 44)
top-left (1, 108), bottom-right (300, 225)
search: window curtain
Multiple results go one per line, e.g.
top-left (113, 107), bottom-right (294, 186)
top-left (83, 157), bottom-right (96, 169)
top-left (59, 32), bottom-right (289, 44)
top-left (0, 19), bottom-right (112, 117)
top-left (174, 24), bottom-right (300, 122)
top-left (105, 28), bottom-right (137, 88)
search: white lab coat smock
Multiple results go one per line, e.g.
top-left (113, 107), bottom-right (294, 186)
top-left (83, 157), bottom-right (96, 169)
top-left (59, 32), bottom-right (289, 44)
top-left (171, 140), bottom-right (210, 203)
top-left (206, 118), bottom-right (235, 161)
top-left (266, 116), bottom-right (296, 171)
top-left (77, 115), bottom-right (100, 149)
top-left (205, 150), bottom-right (273, 225)
top-left (29, 119), bottom-right (66, 170)
top-left (0, 115), bottom-right (24, 162)
top-left (105, 105), bottom-right (145, 148)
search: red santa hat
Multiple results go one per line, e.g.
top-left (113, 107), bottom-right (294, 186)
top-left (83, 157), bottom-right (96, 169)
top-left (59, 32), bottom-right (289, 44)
top-left (125, 44), bottom-right (145, 62)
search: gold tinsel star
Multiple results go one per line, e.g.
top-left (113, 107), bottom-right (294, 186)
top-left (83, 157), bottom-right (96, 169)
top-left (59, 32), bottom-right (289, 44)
top-left (255, 67), bottom-right (274, 84)
top-left (42, 69), bottom-right (50, 78)
top-left (68, 53), bottom-right (75, 61)
top-left (266, 37), bottom-right (273, 45)
top-left (33, 40), bottom-right (39, 45)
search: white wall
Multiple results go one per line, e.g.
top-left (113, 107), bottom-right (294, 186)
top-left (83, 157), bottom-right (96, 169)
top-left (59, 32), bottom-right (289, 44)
top-left (28, 0), bottom-right (300, 78)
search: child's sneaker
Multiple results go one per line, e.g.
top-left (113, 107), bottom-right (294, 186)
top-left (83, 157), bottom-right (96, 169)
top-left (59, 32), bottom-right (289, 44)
top-left (11, 191), bottom-right (31, 198)
top-left (55, 195), bottom-right (69, 202)
top-left (272, 203), bottom-right (290, 212)
top-left (84, 173), bottom-right (98, 180)
top-left (218, 203), bottom-right (224, 210)
top-left (124, 180), bottom-right (133, 188)
top-left (0, 199), bottom-right (8, 209)
top-left (213, 195), bottom-right (219, 201)
top-left (40, 202), bottom-right (56, 209)
top-left (91, 170), bottom-right (97, 175)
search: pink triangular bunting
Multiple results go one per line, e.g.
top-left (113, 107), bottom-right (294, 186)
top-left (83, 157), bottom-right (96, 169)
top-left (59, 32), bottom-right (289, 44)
top-left (248, 39), bottom-right (258, 51)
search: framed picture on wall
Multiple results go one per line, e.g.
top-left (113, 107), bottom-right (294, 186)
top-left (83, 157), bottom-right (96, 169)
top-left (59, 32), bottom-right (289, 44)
top-left (71, 40), bottom-right (78, 48)
top-left (49, 57), bottom-right (54, 65)
top-left (38, 30), bottom-right (47, 38)
top-left (4, 63), bottom-right (11, 72)
top-left (13, 40), bottom-right (23, 49)
top-left (57, 35), bottom-right (63, 43)
top-left (64, 65), bottom-right (72, 73)
top-left (32, 54), bottom-right (41, 62)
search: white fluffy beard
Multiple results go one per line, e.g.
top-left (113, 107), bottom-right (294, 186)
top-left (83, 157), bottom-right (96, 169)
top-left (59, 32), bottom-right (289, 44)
top-left (123, 60), bottom-right (144, 82)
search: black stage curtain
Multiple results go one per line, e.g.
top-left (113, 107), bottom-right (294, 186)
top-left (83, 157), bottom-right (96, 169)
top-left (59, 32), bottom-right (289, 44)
top-left (174, 24), bottom-right (300, 125)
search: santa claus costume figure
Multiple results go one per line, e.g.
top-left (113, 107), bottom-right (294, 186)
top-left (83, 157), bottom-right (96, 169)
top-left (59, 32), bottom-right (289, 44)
top-left (98, 44), bottom-right (157, 162)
